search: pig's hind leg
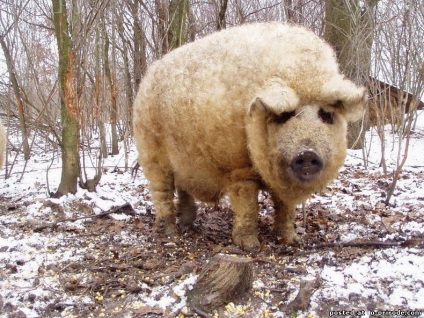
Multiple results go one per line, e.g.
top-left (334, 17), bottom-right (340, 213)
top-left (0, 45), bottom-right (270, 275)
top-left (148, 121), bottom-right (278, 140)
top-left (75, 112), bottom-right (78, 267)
top-left (176, 188), bottom-right (197, 231)
top-left (144, 163), bottom-right (179, 237)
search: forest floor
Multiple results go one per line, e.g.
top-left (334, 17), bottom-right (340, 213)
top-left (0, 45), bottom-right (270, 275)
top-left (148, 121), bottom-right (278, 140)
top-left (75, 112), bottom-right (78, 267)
top-left (1, 114), bottom-right (424, 318)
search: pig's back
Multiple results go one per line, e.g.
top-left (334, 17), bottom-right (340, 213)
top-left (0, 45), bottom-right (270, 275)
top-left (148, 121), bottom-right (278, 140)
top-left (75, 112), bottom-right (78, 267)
top-left (134, 22), bottom-right (338, 136)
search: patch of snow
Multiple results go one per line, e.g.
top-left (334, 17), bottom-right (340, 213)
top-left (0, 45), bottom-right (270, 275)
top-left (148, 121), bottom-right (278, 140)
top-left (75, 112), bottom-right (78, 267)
top-left (315, 248), bottom-right (424, 310)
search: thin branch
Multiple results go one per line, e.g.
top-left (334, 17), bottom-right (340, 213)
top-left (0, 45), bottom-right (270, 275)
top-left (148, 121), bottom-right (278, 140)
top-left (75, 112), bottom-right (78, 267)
top-left (32, 203), bottom-right (134, 232)
top-left (308, 238), bottom-right (423, 249)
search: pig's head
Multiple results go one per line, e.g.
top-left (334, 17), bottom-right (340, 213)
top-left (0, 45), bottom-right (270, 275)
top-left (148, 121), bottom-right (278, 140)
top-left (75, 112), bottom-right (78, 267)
top-left (246, 77), bottom-right (366, 203)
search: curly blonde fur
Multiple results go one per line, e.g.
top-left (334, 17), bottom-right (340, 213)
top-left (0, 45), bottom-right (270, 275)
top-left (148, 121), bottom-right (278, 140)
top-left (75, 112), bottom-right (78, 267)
top-left (133, 22), bottom-right (366, 251)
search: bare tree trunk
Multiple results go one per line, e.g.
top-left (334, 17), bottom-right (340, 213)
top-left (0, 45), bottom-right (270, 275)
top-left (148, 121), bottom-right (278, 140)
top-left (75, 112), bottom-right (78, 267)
top-left (52, 0), bottom-right (80, 197)
top-left (0, 37), bottom-right (30, 161)
top-left (324, 0), bottom-right (378, 149)
top-left (284, 0), bottom-right (304, 24)
top-left (324, 0), bottom-right (363, 149)
top-left (285, 0), bottom-right (294, 22)
top-left (324, 0), bottom-right (357, 72)
top-left (168, 0), bottom-right (189, 50)
top-left (154, 0), bottom-right (189, 55)
top-left (155, 0), bottom-right (169, 55)
top-left (129, 0), bottom-right (147, 90)
top-left (117, 13), bottom-right (134, 136)
top-left (94, 28), bottom-right (108, 159)
top-left (125, 0), bottom-right (147, 135)
top-left (217, 0), bottom-right (228, 30)
top-left (103, 21), bottom-right (119, 155)
top-left (187, 3), bottom-right (196, 42)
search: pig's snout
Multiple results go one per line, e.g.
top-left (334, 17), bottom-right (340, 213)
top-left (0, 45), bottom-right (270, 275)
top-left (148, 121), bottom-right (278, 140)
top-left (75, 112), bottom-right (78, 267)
top-left (290, 150), bottom-right (323, 182)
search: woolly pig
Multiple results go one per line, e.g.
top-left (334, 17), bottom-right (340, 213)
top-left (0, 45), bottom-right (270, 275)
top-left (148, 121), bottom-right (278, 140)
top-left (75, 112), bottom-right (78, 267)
top-left (133, 22), bottom-right (366, 251)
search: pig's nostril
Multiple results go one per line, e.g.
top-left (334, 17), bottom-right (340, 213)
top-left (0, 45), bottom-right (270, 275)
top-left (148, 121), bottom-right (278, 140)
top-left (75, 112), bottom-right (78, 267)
top-left (311, 159), bottom-right (320, 166)
top-left (290, 151), bottom-right (323, 181)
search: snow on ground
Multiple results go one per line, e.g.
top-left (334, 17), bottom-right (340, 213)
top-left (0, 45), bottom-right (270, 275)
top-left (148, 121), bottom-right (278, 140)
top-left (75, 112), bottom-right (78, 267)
top-left (0, 112), bottom-right (423, 318)
top-left (305, 112), bottom-right (424, 317)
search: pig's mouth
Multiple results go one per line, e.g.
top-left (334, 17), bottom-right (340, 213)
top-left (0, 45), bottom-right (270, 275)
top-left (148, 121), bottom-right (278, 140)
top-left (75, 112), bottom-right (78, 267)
top-left (289, 150), bottom-right (324, 183)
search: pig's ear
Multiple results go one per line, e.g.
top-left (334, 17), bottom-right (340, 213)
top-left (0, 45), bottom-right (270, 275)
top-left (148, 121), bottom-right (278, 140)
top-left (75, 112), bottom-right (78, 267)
top-left (322, 78), bottom-right (367, 122)
top-left (249, 78), bottom-right (299, 116)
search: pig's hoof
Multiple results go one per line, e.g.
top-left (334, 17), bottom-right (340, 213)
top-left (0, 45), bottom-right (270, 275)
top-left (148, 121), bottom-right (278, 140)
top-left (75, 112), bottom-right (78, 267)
top-left (164, 224), bottom-right (179, 237)
top-left (178, 209), bottom-right (196, 232)
top-left (156, 219), bottom-right (179, 237)
top-left (273, 228), bottom-right (301, 245)
top-left (233, 234), bottom-right (260, 253)
top-left (178, 221), bottom-right (192, 233)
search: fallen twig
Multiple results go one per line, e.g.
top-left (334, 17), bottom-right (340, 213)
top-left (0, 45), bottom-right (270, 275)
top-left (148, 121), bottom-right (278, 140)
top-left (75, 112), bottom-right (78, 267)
top-left (191, 306), bottom-right (212, 318)
top-left (308, 238), bottom-right (423, 249)
top-left (254, 257), bottom-right (307, 274)
top-left (33, 203), bottom-right (134, 232)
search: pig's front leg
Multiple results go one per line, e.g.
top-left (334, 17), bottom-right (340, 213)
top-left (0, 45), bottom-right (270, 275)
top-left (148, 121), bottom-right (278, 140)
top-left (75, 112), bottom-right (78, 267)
top-left (227, 181), bottom-right (260, 252)
top-left (272, 195), bottom-right (299, 244)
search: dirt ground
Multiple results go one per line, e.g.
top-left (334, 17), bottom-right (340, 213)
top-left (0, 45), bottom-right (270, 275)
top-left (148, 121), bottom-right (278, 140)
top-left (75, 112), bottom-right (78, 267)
top-left (1, 162), bottom-right (423, 318)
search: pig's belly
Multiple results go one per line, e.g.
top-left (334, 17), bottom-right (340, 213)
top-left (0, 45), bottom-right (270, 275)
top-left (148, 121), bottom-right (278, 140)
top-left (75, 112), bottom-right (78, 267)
top-left (171, 156), bottom-right (229, 202)
top-left (165, 133), bottom-right (251, 202)
top-left (174, 173), bottom-right (225, 202)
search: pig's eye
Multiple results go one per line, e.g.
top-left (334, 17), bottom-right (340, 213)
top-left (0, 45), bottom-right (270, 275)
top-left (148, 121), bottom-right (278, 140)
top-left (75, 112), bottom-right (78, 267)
top-left (318, 108), bottom-right (334, 124)
top-left (331, 100), bottom-right (344, 108)
top-left (272, 111), bottom-right (295, 124)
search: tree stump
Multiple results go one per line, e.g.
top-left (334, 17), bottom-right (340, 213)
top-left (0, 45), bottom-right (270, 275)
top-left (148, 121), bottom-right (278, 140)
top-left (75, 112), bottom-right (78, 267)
top-left (187, 254), bottom-right (253, 313)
